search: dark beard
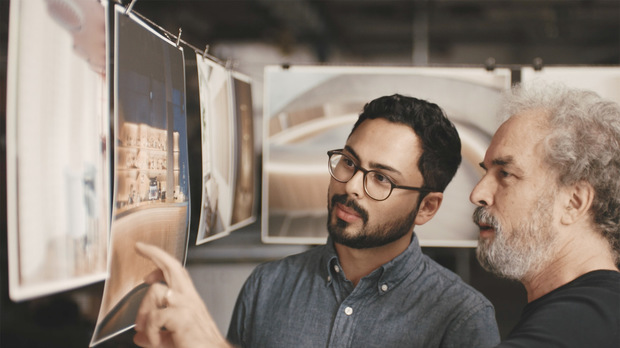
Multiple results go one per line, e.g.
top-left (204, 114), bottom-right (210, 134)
top-left (327, 193), bottom-right (418, 249)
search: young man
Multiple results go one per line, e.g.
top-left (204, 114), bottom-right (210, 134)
top-left (226, 94), bottom-right (499, 347)
top-left (133, 94), bottom-right (500, 348)
top-left (471, 81), bottom-right (620, 347)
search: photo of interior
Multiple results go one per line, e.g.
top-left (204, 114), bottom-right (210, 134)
top-left (262, 65), bottom-right (511, 245)
top-left (90, 7), bottom-right (190, 346)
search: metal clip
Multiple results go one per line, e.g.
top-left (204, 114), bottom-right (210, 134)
top-left (176, 28), bottom-right (182, 47)
top-left (125, 0), bottom-right (138, 15)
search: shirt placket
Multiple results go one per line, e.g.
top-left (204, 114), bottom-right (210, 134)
top-left (326, 262), bottom-right (372, 348)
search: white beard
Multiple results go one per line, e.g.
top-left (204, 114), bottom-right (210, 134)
top-left (475, 193), bottom-right (558, 281)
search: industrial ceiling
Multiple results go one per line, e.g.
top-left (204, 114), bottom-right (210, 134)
top-left (129, 0), bottom-right (620, 66)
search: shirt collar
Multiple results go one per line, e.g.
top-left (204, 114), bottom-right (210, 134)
top-left (321, 234), bottom-right (424, 291)
top-left (322, 238), bottom-right (340, 286)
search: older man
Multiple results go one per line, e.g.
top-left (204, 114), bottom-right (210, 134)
top-left (471, 81), bottom-right (620, 347)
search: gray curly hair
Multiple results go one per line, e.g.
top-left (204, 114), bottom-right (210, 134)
top-left (500, 80), bottom-right (620, 264)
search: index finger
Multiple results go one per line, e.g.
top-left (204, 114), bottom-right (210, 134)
top-left (135, 242), bottom-right (192, 291)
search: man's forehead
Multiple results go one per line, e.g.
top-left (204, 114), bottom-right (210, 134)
top-left (344, 119), bottom-right (422, 174)
top-left (495, 111), bottom-right (549, 145)
top-left (483, 114), bottom-right (549, 171)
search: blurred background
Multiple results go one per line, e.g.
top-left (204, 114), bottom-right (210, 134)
top-left (1, 0), bottom-right (619, 347)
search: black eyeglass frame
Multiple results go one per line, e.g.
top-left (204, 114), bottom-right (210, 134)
top-left (327, 149), bottom-right (436, 201)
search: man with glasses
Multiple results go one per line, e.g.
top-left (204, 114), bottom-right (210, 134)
top-left (133, 94), bottom-right (500, 348)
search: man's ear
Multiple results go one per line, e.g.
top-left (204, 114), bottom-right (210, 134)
top-left (415, 192), bottom-right (443, 226)
top-left (560, 181), bottom-right (595, 225)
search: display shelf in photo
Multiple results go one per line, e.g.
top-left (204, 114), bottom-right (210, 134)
top-left (262, 65), bottom-right (512, 246)
top-left (6, 0), bottom-right (110, 302)
top-left (90, 6), bottom-right (190, 346)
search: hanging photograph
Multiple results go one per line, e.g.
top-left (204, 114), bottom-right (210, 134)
top-left (230, 71), bottom-right (257, 230)
top-left (521, 66), bottom-right (620, 105)
top-left (195, 55), bottom-right (235, 244)
top-left (262, 65), bottom-right (512, 246)
top-left (90, 6), bottom-right (190, 346)
top-left (5, 0), bottom-right (109, 301)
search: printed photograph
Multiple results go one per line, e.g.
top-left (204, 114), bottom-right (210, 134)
top-left (90, 7), bottom-right (190, 346)
top-left (6, 0), bottom-right (109, 301)
top-left (521, 66), bottom-right (620, 105)
top-left (230, 71), bottom-right (257, 229)
top-left (195, 55), bottom-right (234, 244)
top-left (262, 65), bottom-right (512, 246)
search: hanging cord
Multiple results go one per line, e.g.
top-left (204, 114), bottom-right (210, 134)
top-left (123, 1), bottom-right (227, 66)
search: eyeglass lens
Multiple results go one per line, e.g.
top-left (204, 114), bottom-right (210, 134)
top-left (328, 152), bottom-right (393, 200)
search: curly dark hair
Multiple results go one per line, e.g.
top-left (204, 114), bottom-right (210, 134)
top-left (350, 94), bottom-right (462, 193)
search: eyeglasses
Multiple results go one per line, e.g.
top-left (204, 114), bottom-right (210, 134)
top-left (327, 149), bottom-right (435, 201)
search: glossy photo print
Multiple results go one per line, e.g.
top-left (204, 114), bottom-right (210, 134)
top-left (262, 65), bottom-right (512, 246)
top-left (230, 71), bottom-right (257, 230)
top-left (195, 55), bottom-right (234, 244)
top-left (90, 6), bottom-right (190, 346)
top-left (195, 59), bottom-right (257, 246)
top-left (521, 66), bottom-right (620, 105)
top-left (6, 0), bottom-right (109, 301)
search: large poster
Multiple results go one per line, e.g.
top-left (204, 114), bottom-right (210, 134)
top-left (521, 66), bottom-right (620, 105)
top-left (262, 65), bottom-right (512, 246)
top-left (195, 57), bottom-right (256, 245)
top-left (6, 0), bottom-right (109, 301)
top-left (90, 6), bottom-right (190, 346)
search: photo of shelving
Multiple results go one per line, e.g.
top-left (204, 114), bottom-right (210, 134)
top-left (90, 6), bottom-right (190, 346)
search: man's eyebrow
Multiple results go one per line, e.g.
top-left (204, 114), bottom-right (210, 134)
top-left (492, 156), bottom-right (513, 167)
top-left (479, 156), bottom-right (518, 172)
top-left (344, 145), bottom-right (360, 161)
top-left (343, 145), bottom-right (402, 175)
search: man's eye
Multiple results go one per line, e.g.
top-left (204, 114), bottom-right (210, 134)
top-left (500, 170), bottom-right (511, 178)
top-left (371, 172), bottom-right (391, 184)
top-left (343, 157), bottom-right (355, 168)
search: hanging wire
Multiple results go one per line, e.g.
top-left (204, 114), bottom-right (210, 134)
top-left (124, 2), bottom-right (227, 66)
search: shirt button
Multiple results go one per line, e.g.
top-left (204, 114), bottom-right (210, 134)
top-left (327, 275), bottom-right (331, 282)
top-left (381, 284), bottom-right (388, 292)
top-left (344, 307), bottom-right (353, 316)
top-left (334, 265), bottom-right (340, 273)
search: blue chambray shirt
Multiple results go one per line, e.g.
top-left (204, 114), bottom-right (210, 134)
top-left (227, 234), bottom-right (500, 347)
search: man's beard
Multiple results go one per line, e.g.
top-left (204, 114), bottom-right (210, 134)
top-left (473, 193), bottom-right (557, 281)
top-left (327, 193), bottom-right (418, 249)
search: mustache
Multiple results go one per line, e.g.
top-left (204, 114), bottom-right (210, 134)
top-left (473, 207), bottom-right (499, 230)
top-left (331, 193), bottom-right (369, 223)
